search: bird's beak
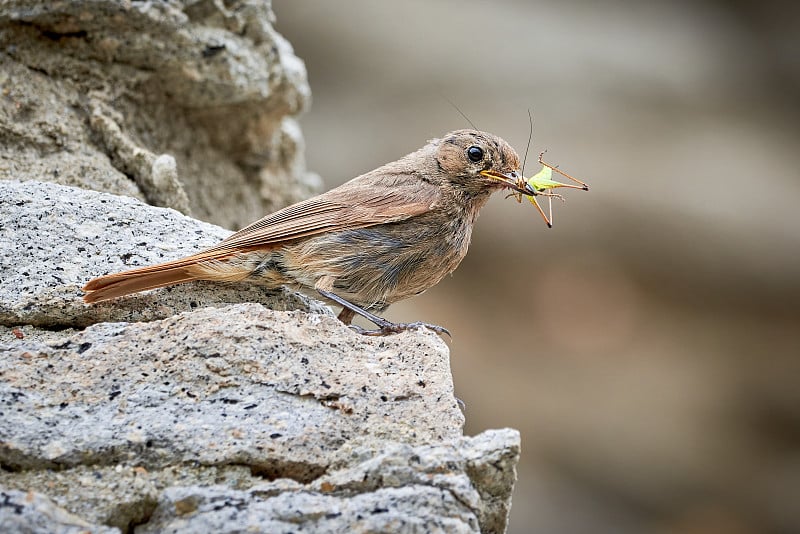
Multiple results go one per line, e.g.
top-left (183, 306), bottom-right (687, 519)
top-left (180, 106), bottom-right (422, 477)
top-left (480, 168), bottom-right (574, 229)
top-left (479, 169), bottom-right (530, 196)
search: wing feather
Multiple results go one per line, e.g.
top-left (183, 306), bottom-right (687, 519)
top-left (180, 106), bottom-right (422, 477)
top-left (83, 171), bottom-right (440, 302)
top-left (83, 177), bottom-right (439, 292)
top-left (206, 179), bottom-right (438, 252)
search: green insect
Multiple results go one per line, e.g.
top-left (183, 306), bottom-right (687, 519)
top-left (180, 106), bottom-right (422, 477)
top-left (509, 151), bottom-right (589, 228)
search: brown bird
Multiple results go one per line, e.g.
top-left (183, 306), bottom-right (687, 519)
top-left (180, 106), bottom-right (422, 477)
top-left (83, 129), bottom-right (531, 335)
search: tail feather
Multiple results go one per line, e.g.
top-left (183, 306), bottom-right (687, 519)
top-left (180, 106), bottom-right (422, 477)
top-left (82, 267), bottom-right (201, 303)
top-left (82, 250), bottom-right (244, 303)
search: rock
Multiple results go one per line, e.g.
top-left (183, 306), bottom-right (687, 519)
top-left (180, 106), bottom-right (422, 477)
top-left (139, 478), bottom-right (478, 533)
top-left (0, 180), bottom-right (329, 328)
top-left (0, 0), bottom-right (320, 229)
top-left (0, 303), bottom-right (464, 469)
top-left (2, 431), bottom-right (520, 533)
top-left (0, 183), bottom-right (521, 531)
top-left (0, 302), bottom-right (519, 532)
top-left (0, 488), bottom-right (117, 534)
top-left (1, 464), bottom-right (258, 532)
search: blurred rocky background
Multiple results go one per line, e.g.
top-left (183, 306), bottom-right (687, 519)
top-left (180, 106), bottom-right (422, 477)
top-left (275, 1), bottom-right (800, 533)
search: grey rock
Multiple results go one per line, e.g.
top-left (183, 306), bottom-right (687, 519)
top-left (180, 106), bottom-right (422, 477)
top-left (0, 180), bottom-right (330, 328)
top-left (306, 429), bottom-right (520, 534)
top-left (0, 301), bottom-right (519, 532)
top-left (88, 101), bottom-right (191, 216)
top-left (0, 488), bottom-right (117, 534)
top-left (0, 304), bottom-right (464, 471)
top-left (0, 0), bottom-right (320, 228)
top-left (2, 432), bottom-right (518, 533)
top-left (2, 464), bottom-right (257, 532)
top-left (0, 325), bottom-right (80, 346)
top-left (140, 483), bottom-right (477, 534)
top-left (135, 428), bottom-right (520, 534)
top-left (461, 428), bottom-right (520, 533)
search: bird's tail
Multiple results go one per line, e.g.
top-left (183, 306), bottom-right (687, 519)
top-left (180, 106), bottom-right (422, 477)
top-left (82, 250), bottom-right (248, 303)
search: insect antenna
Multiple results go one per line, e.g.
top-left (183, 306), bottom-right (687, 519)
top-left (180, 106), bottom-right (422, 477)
top-left (522, 108), bottom-right (533, 178)
top-left (442, 95), bottom-right (478, 130)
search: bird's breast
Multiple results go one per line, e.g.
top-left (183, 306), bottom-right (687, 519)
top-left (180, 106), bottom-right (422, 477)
top-left (281, 210), bottom-right (475, 309)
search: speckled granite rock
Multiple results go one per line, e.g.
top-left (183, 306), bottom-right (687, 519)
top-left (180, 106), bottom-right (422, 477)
top-left (1, 427), bottom-right (519, 533)
top-left (0, 0), bottom-right (320, 229)
top-left (0, 488), bottom-right (117, 534)
top-left (1, 302), bottom-right (519, 533)
top-left (0, 304), bottom-right (464, 470)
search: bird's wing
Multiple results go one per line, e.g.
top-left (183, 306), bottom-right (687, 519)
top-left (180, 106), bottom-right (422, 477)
top-left (82, 166), bottom-right (442, 303)
top-left (206, 177), bottom-right (437, 253)
top-left (82, 177), bottom-right (439, 300)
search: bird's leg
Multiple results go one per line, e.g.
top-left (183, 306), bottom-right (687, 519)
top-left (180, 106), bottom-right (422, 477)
top-left (337, 307), bottom-right (356, 325)
top-left (317, 288), bottom-right (450, 338)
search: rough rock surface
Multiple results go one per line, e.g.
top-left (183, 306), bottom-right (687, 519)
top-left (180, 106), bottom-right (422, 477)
top-left (0, 488), bottom-right (117, 534)
top-left (0, 0), bottom-right (320, 229)
top-left (1, 303), bottom-right (519, 532)
top-left (1, 304), bottom-right (465, 471)
top-left (1, 299), bottom-right (519, 533)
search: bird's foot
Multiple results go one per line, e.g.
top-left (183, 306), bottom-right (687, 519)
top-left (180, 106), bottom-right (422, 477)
top-left (348, 320), bottom-right (451, 338)
top-left (316, 288), bottom-right (451, 338)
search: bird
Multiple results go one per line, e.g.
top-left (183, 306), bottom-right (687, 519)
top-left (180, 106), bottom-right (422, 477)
top-left (83, 129), bottom-right (530, 336)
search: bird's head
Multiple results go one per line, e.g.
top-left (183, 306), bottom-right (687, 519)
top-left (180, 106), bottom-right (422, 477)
top-left (434, 129), bottom-right (528, 199)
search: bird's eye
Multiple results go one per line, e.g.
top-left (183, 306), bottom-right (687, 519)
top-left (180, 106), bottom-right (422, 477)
top-left (467, 146), bottom-right (484, 162)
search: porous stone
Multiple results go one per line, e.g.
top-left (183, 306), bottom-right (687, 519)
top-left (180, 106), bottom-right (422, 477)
top-left (0, 488), bottom-right (117, 534)
top-left (2, 464), bottom-right (258, 532)
top-left (0, 303), bottom-right (464, 471)
top-left (2, 430), bottom-right (520, 533)
top-left (140, 483), bottom-right (477, 533)
top-left (0, 299), bottom-right (520, 532)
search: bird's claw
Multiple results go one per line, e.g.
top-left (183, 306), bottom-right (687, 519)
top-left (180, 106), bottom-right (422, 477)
top-left (348, 321), bottom-right (451, 338)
